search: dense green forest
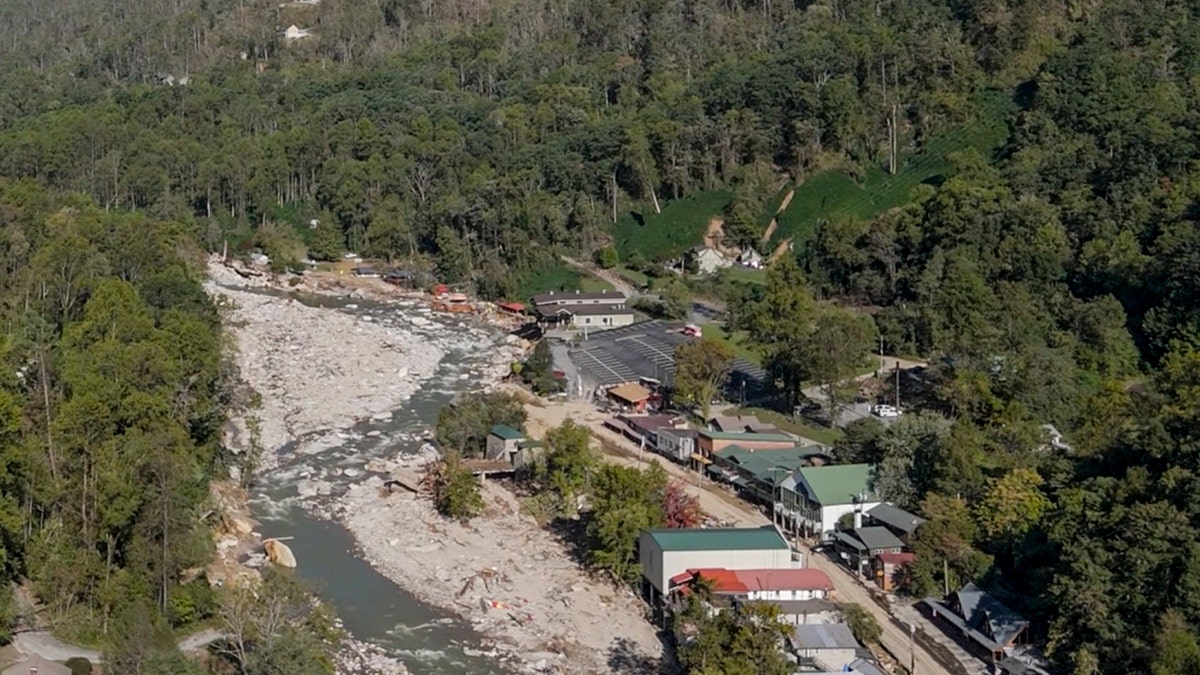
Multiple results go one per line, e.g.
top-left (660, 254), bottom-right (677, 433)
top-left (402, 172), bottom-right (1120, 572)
top-left (1, 0), bottom-right (1200, 673)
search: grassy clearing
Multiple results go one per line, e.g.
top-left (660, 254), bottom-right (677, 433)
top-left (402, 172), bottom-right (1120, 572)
top-left (771, 90), bottom-right (1014, 250)
top-left (736, 406), bottom-right (844, 446)
top-left (703, 323), bottom-right (763, 365)
top-left (722, 266), bottom-right (767, 286)
top-left (580, 276), bottom-right (615, 292)
top-left (612, 190), bottom-right (732, 262)
top-left (510, 264), bottom-right (582, 301)
top-left (614, 266), bottom-right (650, 288)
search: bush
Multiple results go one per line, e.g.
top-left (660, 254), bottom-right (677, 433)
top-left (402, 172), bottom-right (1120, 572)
top-left (594, 246), bottom-right (619, 269)
top-left (432, 453), bottom-right (484, 519)
top-left (65, 658), bottom-right (92, 675)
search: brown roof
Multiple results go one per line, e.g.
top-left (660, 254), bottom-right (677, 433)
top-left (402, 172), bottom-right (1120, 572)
top-left (608, 382), bottom-right (652, 404)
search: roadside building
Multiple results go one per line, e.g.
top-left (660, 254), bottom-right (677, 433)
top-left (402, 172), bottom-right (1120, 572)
top-left (865, 503), bottom-right (926, 545)
top-left (638, 525), bottom-right (792, 602)
top-left (672, 567), bottom-right (837, 625)
top-left (530, 289), bottom-right (627, 308)
top-left (606, 382), bottom-right (654, 412)
top-left (776, 464), bottom-right (878, 540)
top-left (656, 426), bottom-right (699, 463)
top-left (709, 445), bottom-right (830, 504)
top-left (872, 551), bottom-right (915, 592)
top-left (538, 303), bottom-right (636, 331)
top-left (707, 414), bottom-right (785, 434)
top-left (605, 414), bottom-right (689, 450)
top-left (485, 424), bottom-right (526, 462)
top-left (352, 266), bottom-right (381, 278)
top-left (696, 429), bottom-right (797, 459)
top-left (790, 623), bottom-right (863, 671)
top-left (833, 526), bottom-right (906, 576)
top-left (923, 583), bottom-right (1030, 663)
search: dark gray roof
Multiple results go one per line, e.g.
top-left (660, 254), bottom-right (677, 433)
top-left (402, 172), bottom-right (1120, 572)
top-left (531, 289), bottom-right (626, 305)
top-left (566, 320), bottom-right (766, 393)
top-left (836, 527), bottom-right (905, 552)
top-left (853, 526), bottom-right (905, 550)
top-left (849, 658), bottom-right (888, 675)
top-left (867, 503), bottom-right (926, 534)
top-left (791, 623), bottom-right (860, 650)
top-left (924, 583), bottom-right (1029, 652)
top-left (956, 582), bottom-right (1028, 647)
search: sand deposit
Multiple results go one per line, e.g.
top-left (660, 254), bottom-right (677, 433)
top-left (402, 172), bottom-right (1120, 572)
top-left (336, 468), bottom-right (664, 674)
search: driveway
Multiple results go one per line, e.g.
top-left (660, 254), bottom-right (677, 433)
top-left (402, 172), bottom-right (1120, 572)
top-left (13, 631), bottom-right (102, 663)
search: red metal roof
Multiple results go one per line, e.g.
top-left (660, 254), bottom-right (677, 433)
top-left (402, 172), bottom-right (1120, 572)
top-left (685, 568), bottom-right (750, 593)
top-left (877, 552), bottom-right (916, 565)
top-left (732, 568), bottom-right (834, 592)
top-left (497, 301), bottom-right (526, 312)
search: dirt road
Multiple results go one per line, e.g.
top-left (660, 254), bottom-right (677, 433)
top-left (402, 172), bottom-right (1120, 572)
top-left (514, 387), bottom-right (953, 675)
top-left (559, 255), bottom-right (638, 296)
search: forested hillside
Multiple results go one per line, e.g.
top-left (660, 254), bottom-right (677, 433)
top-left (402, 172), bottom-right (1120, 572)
top-left (0, 0), bottom-right (1064, 295)
top-left (1, 0), bottom-right (1200, 673)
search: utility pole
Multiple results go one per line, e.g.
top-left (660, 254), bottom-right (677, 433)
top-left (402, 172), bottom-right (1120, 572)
top-left (895, 366), bottom-right (901, 409)
top-left (879, 333), bottom-right (884, 375)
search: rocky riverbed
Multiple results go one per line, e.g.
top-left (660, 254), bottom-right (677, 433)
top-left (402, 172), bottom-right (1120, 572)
top-left (209, 259), bottom-right (665, 674)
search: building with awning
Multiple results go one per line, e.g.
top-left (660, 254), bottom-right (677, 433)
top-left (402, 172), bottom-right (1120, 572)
top-left (606, 382), bottom-right (653, 412)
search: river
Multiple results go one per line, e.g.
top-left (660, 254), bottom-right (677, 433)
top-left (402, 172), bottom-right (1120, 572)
top-left (234, 287), bottom-right (518, 674)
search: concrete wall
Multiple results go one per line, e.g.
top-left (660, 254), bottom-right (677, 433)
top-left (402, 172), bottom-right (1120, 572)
top-left (640, 540), bottom-right (794, 595)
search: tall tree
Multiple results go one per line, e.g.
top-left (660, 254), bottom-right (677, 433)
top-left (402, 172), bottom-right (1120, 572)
top-left (673, 338), bottom-right (734, 422)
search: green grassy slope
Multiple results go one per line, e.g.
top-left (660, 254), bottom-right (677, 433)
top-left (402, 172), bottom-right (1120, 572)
top-left (611, 190), bottom-right (732, 262)
top-left (771, 91), bottom-right (1014, 250)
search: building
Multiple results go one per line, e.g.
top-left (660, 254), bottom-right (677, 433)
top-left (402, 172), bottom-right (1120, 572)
top-left (801, 659), bottom-right (888, 675)
top-left (638, 525), bottom-right (792, 600)
top-left (707, 414), bottom-right (784, 434)
top-left (656, 426), bottom-right (698, 463)
top-left (530, 289), bottom-right (627, 308)
top-left (383, 269), bottom-right (417, 287)
top-left (3, 656), bottom-right (72, 675)
top-left (512, 439), bottom-right (545, 470)
top-left (696, 430), bottom-right (798, 460)
top-left (538, 303), bottom-right (636, 331)
top-left (606, 382), bottom-right (653, 412)
top-left (485, 424), bottom-right (525, 462)
top-left (606, 414), bottom-right (689, 450)
top-left (687, 567), bottom-right (834, 602)
top-left (352, 266), bottom-right (380, 278)
top-left (777, 464), bottom-right (878, 540)
top-left (865, 503), bottom-right (925, 544)
top-left (737, 248), bottom-right (764, 269)
top-left (790, 623), bottom-right (863, 671)
top-left (284, 24), bottom-right (313, 40)
top-left (686, 246), bottom-right (733, 275)
top-left (924, 583), bottom-right (1030, 662)
top-left (872, 551), bottom-right (915, 592)
top-left (709, 445), bottom-right (830, 504)
top-left (833, 526), bottom-right (906, 576)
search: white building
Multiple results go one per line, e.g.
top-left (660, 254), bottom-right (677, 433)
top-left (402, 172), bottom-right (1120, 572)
top-left (777, 464), bottom-right (879, 540)
top-left (686, 246), bottom-right (733, 275)
top-left (638, 525), bottom-right (792, 600)
top-left (284, 25), bottom-right (312, 40)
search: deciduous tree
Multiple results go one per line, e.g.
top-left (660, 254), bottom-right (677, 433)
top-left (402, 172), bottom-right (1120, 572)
top-left (673, 338), bottom-right (734, 422)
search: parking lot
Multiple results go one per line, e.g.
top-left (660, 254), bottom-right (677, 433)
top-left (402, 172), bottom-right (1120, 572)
top-left (564, 320), bottom-right (767, 400)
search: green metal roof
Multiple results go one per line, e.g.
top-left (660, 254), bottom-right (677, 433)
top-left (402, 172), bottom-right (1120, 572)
top-left (700, 430), bottom-right (796, 442)
top-left (795, 464), bottom-right (875, 506)
top-left (642, 525), bottom-right (788, 552)
top-left (714, 444), bottom-right (827, 463)
top-left (489, 424), bottom-right (525, 440)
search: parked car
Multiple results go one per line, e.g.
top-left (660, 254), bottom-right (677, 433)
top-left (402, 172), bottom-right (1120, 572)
top-left (872, 404), bottom-right (901, 418)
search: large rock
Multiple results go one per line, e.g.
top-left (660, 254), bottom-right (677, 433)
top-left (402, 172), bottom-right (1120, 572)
top-left (264, 539), bottom-right (298, 568)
